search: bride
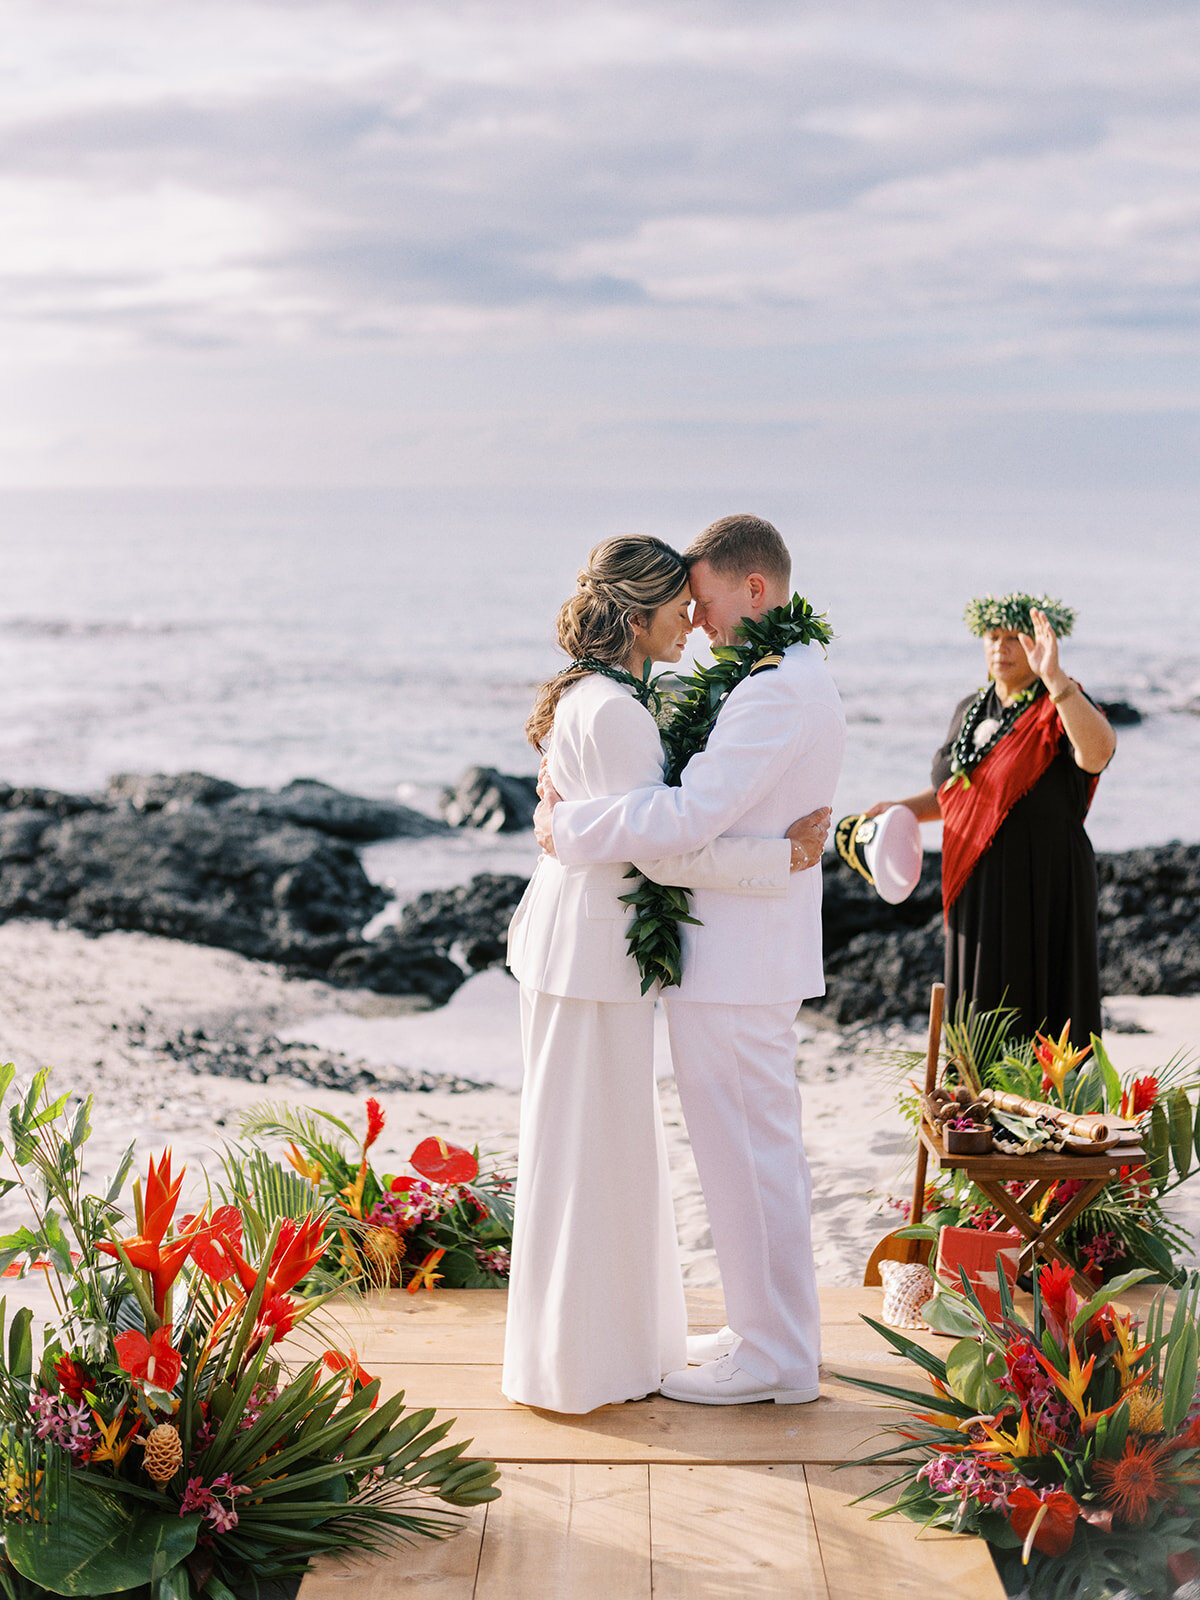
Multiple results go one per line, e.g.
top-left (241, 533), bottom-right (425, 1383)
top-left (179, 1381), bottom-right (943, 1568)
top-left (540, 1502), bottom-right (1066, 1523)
top-left (503, 534), bottom-right (829, 1413)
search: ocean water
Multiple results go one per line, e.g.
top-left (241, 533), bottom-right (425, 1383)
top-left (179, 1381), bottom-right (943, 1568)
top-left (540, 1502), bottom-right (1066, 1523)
top-left (1, 486), bottom-right (1197, 904)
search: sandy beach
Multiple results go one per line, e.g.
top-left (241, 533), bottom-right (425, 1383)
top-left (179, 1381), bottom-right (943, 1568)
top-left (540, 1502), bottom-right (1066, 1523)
top-left (1, 917), bottom-right (1196, 1302)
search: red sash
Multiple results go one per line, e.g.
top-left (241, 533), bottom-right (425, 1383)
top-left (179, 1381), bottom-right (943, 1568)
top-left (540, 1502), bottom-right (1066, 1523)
top-left (939, 689), bottom-right (1098, 912)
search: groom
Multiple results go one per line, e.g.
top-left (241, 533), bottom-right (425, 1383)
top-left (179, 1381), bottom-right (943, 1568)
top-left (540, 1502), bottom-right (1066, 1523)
top-left (534, 514), bottom-right (845, 1405)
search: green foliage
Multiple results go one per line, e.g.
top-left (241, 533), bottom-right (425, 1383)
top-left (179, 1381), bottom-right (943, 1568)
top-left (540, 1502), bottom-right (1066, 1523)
top-left (6, 1475), bottom-right (201, 1596)
top-left (961, 592), bottom-right (1076, 638)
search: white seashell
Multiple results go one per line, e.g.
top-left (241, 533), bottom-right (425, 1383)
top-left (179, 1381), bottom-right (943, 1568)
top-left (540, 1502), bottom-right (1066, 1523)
top-left (973, 717), bottom-right (1002, 747)
top-left (879, 1260), bottom-right (937, 1330)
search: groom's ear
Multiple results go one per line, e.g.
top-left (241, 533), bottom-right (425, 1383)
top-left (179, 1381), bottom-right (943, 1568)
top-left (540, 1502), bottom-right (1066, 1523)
top-left (744, 572), bottom-right (768, 612)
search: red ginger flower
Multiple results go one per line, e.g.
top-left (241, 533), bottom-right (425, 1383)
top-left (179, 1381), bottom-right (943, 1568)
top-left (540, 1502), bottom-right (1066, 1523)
top-left (1038, 1260), bottom-right (1080, 1346)
top-left (116, 1325), bottom-right (182, 1392)
top-left (1008, 1486), bottom-right (1080, 1558)
top-left (54, 1355), bottom-right (87, 1401)
top-left (96, 1151), bottom-right (203, 1317)
top-left (1121, 1075), bottom-right (1159, 1119)
top-left (410, 1137), bottom-right (478, 1185)
top-left (364, 1097), bottom-right (385, 1151)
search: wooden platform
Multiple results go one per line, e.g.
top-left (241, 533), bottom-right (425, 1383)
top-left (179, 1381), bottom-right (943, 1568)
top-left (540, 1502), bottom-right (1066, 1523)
top-left (295, 1286), bottom-right (1005, 1599)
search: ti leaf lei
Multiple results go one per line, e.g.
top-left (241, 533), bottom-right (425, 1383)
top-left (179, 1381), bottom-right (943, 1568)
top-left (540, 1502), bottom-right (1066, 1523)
top-left (945, 681), bottom-right (1042, 790)
top-left (618, 593), bottom-right (834, 995)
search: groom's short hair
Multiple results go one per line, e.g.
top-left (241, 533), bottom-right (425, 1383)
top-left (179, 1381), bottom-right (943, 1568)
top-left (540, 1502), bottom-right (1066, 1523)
top-left (684, 514), bottom-right (791, 585)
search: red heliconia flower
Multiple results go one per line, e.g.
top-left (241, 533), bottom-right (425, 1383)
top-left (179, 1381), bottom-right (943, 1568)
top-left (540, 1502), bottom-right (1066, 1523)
top-left (96, 1151), bottom-right (204, 1317)
top-left (364, 1097), bottom-right (385, 1152)
top-left (253, 1292), bottom-right (298, 1348)
top-left (116, 1325), bottom-right (183, 1392)
top-left (265, 1214), bottom-right (327, 1295)
top-left (1120, 1075), bottom-right (1159, 1119)
top-left (54, 1355), bottom-right (87, 1400)
top-left (1008, 1486), bottom-right (1080, 1557)
top-left (410, 1137), bottom-right (478, 1186)
top-left (187, 1206), bottom-right (245, 1284)
top-left (1038, 1260), bottom-right (1079, 1345)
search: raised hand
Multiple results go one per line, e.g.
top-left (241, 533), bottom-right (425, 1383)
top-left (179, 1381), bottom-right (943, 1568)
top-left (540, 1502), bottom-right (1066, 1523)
top-left (1019, 606), bottom-right (1062, 686)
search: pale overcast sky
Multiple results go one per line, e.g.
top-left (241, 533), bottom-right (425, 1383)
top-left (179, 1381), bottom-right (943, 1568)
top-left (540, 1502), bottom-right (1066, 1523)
top-left (2, 0), bottom-right (1199, 493)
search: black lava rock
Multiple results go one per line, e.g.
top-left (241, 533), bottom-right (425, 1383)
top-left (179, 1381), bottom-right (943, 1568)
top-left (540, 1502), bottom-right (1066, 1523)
top-left (441, 767), bottom-right (539, 832)
top-left (107, 771), bottom-right (444, 840)
top-left (1097, 841), bottom-right (1200, 995)
top-left (0, 807), bottom-right (386, 970)
top-left (398, 872), bottom-right (529, 970)
top-left (327, 933), bottom-right (466, 1004)
top-left (1097, 700), bottom-right (1143, 726)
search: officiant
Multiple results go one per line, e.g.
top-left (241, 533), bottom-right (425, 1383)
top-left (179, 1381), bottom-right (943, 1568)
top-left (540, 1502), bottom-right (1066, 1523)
top-left (864, 593), bottom-right (1115, 1046)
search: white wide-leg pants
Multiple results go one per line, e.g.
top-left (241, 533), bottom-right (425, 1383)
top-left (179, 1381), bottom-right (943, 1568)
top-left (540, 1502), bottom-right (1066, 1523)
top-left (501, 986), bottom-right (688, 1414)
top-left (664, 997), bottom-right (820, 1389)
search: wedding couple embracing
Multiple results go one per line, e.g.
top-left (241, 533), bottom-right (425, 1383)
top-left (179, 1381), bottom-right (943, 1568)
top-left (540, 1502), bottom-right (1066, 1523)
top-left (503, 514), bottom-right (846, 1414)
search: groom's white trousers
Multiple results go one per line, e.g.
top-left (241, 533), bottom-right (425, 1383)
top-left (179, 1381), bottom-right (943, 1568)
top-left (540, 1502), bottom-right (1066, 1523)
top-left (664, 997), bottom-right (820, 1390)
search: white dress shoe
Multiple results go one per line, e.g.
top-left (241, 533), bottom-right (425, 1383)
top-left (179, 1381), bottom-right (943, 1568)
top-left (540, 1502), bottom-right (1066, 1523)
top-left (686, 1325), bottom-right (736, 1364)
top-left (659, 1353), bottom-right (820, 1406)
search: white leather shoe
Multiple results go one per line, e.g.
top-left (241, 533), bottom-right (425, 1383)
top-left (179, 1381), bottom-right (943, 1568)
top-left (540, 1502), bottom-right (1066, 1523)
top-left (659, 1353), bottom-right (820, 1406)
top-left (686, 1325), bottom-right (736, 1364)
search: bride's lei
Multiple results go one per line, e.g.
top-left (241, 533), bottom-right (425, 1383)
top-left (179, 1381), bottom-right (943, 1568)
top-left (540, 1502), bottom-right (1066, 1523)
top-left (619, 593), bottom-right (834, 994)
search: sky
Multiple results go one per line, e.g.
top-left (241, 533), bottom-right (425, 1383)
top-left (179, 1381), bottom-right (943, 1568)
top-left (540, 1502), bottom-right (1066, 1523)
top-left (2, 0), bottom-right (1199, 495)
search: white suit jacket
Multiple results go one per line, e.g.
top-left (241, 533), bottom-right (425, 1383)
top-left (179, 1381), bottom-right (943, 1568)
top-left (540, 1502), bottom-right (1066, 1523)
top-left (549, 641), bottom-right (846, 1005)
top-left (507, 674), bottom-right (790, 1003)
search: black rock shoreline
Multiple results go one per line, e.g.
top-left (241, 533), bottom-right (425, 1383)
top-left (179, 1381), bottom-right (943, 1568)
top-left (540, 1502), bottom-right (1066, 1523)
top-left (1, 770), bottom-right (1196, 1027)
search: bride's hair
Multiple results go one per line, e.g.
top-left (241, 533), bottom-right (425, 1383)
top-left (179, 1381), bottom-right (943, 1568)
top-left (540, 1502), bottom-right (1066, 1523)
top-left (526, 535), bottom-right (688, 750)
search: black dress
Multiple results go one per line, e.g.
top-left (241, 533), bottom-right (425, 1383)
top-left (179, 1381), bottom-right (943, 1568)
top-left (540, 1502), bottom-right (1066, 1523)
top-left (931, 686), bottom-right (1102, 1047)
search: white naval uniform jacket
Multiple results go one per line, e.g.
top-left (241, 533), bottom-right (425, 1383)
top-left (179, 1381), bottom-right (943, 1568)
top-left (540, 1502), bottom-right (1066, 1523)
top-left (548, 641), bottom-right (846, 1006)
top-left (507, 674), bottom-right (791, 1004)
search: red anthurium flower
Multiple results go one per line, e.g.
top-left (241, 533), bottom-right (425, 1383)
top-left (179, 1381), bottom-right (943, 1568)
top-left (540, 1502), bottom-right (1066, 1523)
top-left (188, 1206), bottom-right (245, 1284)
top-left (54, 1355), bottom-right (87, 1400)
top-left (1008, 1486), bottom-right (1080, 1559)
top-left (1038, 1260), bottom-right (1079, 1345)
top-left (266, 1214), bottom-right (327, 1295)
top-left (389, 1176), bottom-right (414, 1195)
top-left (116, 1325), bottom-right (182, 1392)
top-left (364, 1097), bottom-right (385, 1151)
top-left (410, 1137), bottom-right (478, 1186)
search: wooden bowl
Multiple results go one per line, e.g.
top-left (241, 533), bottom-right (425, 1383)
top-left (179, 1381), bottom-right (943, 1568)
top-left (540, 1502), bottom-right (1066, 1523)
top-left (944, 1125), bottom-right (994, 1155)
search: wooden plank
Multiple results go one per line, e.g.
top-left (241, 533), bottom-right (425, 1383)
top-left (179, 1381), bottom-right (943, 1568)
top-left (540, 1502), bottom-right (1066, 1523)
top-left (474, 1463), bottom-right (650, 1600)
top-left (806, 1465), bottom-right (1005, 1600)
top-left (296, 1505), bottom-right (485, 1598)
top-left (433, 1395), bottom-right (897, 1465)
top-left (649, 1464), bottom-right (827, 1599)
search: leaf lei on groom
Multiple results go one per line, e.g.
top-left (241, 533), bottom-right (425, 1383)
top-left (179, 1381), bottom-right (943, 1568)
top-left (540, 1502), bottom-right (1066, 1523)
top-left (620, 592), bottom-right (834, 994)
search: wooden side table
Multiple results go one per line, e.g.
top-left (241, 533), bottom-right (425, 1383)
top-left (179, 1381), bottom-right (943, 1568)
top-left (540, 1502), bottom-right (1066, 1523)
top-left (917, 1124), bottom-right (1145, 1278)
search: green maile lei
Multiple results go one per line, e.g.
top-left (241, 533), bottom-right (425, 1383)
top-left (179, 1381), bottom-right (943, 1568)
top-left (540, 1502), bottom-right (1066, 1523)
top-left (614, 593), bottom-right (834, 995)
top-left (945, 680), bottom-right (1043, 791)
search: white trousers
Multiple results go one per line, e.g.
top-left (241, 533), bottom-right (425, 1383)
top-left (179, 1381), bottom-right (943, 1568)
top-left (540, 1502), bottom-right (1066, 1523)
top-left (664, 997), bottom-right (820, 1389)
top-left (501, 986), bottom-right (688, 1414)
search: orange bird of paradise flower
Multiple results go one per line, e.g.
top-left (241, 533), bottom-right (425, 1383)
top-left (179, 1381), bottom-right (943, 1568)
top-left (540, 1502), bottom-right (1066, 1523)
top-left (407, 1247), bottom-right (446, 1293)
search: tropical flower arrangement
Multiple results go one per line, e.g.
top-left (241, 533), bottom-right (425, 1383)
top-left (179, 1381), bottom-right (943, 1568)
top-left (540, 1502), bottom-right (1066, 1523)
top-left (891, 1004), bottom-right (1200, 1285)
top-left (223, 1098), bottom-right (514, 1294)
top-left (0, 1067), bottom-right (499, 1600)
top-left (841, 1261), bottom-right (1200, 1599)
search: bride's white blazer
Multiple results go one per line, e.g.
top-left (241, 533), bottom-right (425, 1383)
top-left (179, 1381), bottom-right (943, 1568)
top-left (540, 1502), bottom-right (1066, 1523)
top-left (547, 641), bottom-right (846, 1006)
top-left (507, 674), bottom-right (790, 1004)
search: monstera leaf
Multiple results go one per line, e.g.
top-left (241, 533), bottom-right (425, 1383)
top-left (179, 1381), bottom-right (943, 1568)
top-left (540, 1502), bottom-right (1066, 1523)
top-left (6, 1476), bottom-right (200, 1595)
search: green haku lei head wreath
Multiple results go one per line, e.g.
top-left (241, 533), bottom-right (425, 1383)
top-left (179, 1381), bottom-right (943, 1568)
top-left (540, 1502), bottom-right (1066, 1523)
top-left (963, 592), bottom-right (1076, 638)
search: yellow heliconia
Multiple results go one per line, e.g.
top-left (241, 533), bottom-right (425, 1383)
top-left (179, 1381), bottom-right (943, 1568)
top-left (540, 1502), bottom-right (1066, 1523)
top-left (1034, 1022), bottom-right (1091, 1097)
